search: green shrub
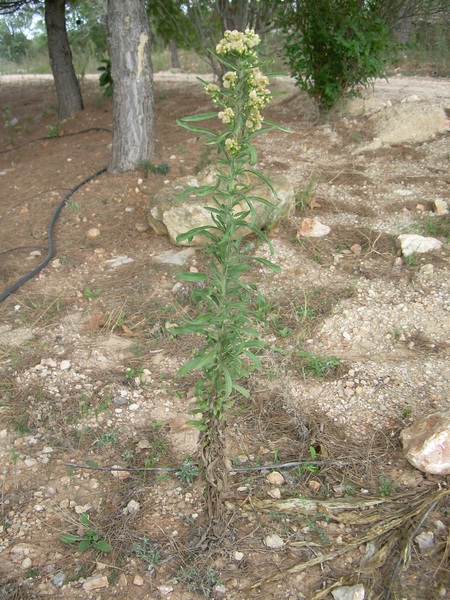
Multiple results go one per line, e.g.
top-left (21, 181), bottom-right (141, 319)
top-left (282, 0), bottom-right (401, 112)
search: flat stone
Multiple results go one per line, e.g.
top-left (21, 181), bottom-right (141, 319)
top-left (153, 248), bottom-right (196, 265)
top-left (397, 234), bottom-right (442, 257)
top-left (83, 574), bottom-right (109, 591)
top-left (415, 531), bottom-right (434, 553)
top-left (297, 217), bottom-right (330, 238)
top-left (332, 584), bottom-right (365, 600)
top-left (104, 255), bottom-right (134, 268)
top-left (264, 534), bottom-right (284, 549)
top-left (266, 471), bottom-right (285, 485)
top-left (86, 228), bottom-right (100, 239)
top-left (434, 199), bottom-right (448, 215)
top-left (267, 487), bottom-right (281, 499)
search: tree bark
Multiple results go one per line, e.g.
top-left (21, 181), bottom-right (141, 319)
top-left (170, 38), bottom-right (181, 69)
top-left (107, 0), bottom-right (155, 173)
top-left (45, 0), bottom-right (83, 120)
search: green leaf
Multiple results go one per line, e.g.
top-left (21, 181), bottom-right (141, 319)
top-left (176, 350), bottom-right (216, 377)
top-left (262, 119), bottom-right (292, 133)
top-left (176, 228), bottom-right (218, 244)
top-left (171, 323), bottom-right (209, 336)
top-left (243, 350), bottom-right (262, 370)
top-left (77, 539), bottom-right (91, 553)
top-left (175, 272), bottom-right (208, 282)
top-left (232, 382), bottom-right (250, 398)
top-left (176, 120), bottom-right (219, 136)
top-left (178, 112), bottom-right (218, 122)
top-left (250, 256), bottom-right (282, 272)
top-left (94, 540), bottom-right (111, 553)
top-left (79, 513), bottom-right (90, 527)
top-left (60, 533), bottom-right (78, 545)
top-left (222, 367), bottom-right (233, 398)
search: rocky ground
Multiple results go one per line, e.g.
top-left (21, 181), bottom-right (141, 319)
top-left (0, 73), bottom-right (449, 599)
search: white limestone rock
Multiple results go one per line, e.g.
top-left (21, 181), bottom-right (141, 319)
top-left (400, 412), bottom-right (450, 475)
top-left (397, 234), bottom-right (442, 257)
top-left (147, 167), bottom-right (295, 246)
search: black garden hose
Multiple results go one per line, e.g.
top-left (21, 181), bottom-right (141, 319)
top-left (0, 165), bottom-right (107, 303)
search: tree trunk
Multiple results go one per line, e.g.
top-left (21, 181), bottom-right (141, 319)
top-left (170, 38), bottom-right (181, 69)
top-left (107, 0), bottom-right (155, 174)
top-left (45, 0), bottom-right (83, 121)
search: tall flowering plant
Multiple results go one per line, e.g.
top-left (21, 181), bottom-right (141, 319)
top-left (172, 30), bottom-right (289, 536)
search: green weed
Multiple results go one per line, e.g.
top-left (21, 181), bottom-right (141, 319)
top-left (131, 537), bottom-right (162, 566)
top-left (297, 350), bottom-right (340, 377)
top-left (141, 160), bottom-right (170, 177)
top-left (172, 30), bottom-right (289, 530)
top-left (94, 431), bottom-right (118, 450)
top-left (60, 513), bottom-right (111, 553)
top-left (84, 287), bottom-right (102, 299)
top-left (378, 476), bottom-right (399, 498)
top-left (295, 174), bottom-right (320, 211)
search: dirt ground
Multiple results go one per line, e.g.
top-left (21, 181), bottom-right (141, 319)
top-left (0, 73), bottom-right (449, 599)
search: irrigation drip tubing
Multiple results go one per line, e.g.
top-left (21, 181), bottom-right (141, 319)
top-left (0, 165), bottom-right (107, 303)
top-left (0, 127), bottom-right (112, 154)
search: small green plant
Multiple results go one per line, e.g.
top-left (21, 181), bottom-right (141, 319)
top-left (393, 326), bottom-right (403, 341)
top-left (295, 174), bottom-right (320, 211)
top-left (415, 215), bottom-right (450, 242)
top-left (403, 252), bottom-right (420, 267)
top-left (177, 457), bottom-right (200, 483)
top-left (84, 287), bottom-right (102, 299)
top-left (344, 483), bottom-right (356, 496)
top-left (296, 446), bottom-right (320, 474)
top-left (24, 567), bottom-right (39, 578)
top-left (402, 406), bottom-right (412, 419)
top-left (10, 448), bottom-right (20, 468)
top-left (131, 536), bottom-right (161, 566)
top-left (171, 29), bottom-right (289, 535)
top-left (141, 160), bottom-right (170, 177)
top-left (306, 514), bottom-right (330, 545)
top-left (68, 201), bottom-right (82, 212)
top-left (47, 122), bottom-right (60, 137)
top-left (98, 59), bottom-right (113, 97)
top-left (60, 513), bottom-right (111, 553)
top-left (296, 304), bottom-right (316, 320)
top-left (176, 564), bottom-right (222, 598)
top-left (125, 366), bottom-right (143, 380)
top-left (297, 349), bottom-right (340, 377)
top-left (378, 475), bottom-right (399, 498)
top-left (94, 431), bottom-right (117, 450)
top-left (130, 343), bottom-right (145, 356)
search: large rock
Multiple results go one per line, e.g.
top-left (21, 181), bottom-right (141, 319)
top-left (397, 234), bottom-right (442, 257)
top-left (400, 412), bottom-right (450, 475)
top-left (147, 167), bottom-right (295, 246)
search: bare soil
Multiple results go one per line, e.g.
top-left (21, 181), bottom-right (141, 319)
top-left (0, 73), bottom-right (449, 599)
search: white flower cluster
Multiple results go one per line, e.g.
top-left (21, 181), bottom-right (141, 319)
top-left (223, 71), bottom-right (237, 89)
top-left (201, 29), bottom-right (273, 153)
top-left (245, 67), bottom-right (270, 131)
top-left (218, 107), bottom-right (235, 125)
top-left (216, 29), bottom-right (260, 56)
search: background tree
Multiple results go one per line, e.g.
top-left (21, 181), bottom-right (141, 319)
top-left (107, 0), bottom-right (155, 173)
top-left (0, 0), bottom-right (84, 119)
top-left (45, 0), bottom-right (83, 119)
top-left (0, 6), bottom-right (33, 61)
